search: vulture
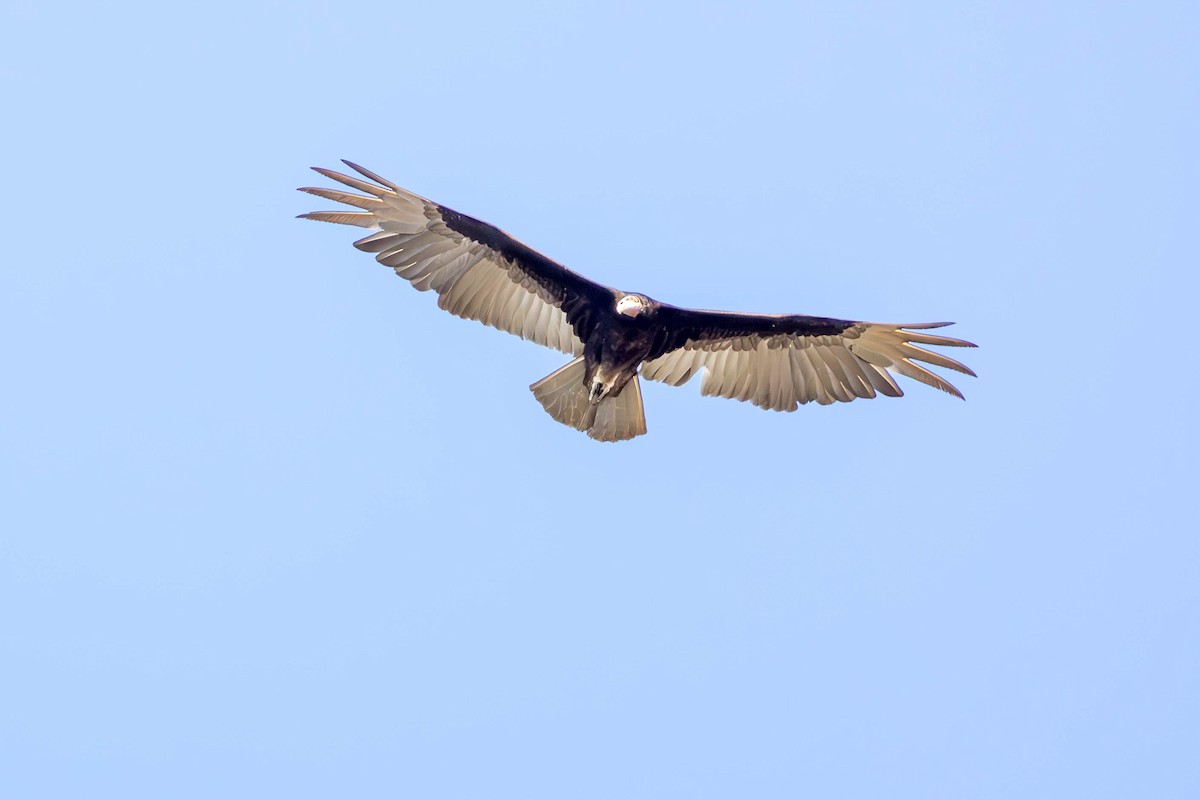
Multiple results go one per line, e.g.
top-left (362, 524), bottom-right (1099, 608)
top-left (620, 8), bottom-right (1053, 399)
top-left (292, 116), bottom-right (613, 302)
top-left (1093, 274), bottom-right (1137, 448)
top-left (299, 162), bottom-right (976, 442)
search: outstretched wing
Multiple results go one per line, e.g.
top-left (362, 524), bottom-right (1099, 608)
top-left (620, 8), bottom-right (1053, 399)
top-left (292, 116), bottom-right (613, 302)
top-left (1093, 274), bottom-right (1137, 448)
top-left (641, 306), bottom-right (976, 411)
top-left (299, 162), bottom-right (615, 356)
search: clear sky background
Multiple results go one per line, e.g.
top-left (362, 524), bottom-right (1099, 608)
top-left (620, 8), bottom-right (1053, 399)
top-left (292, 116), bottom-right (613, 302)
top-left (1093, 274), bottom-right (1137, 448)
top-left (2, 2), bottom-right (1197, 798)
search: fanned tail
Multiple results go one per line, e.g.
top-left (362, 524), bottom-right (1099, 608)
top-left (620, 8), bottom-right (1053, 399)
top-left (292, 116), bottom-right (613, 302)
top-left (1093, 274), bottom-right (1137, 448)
top-left (529, 359), bottom-right (647, 442)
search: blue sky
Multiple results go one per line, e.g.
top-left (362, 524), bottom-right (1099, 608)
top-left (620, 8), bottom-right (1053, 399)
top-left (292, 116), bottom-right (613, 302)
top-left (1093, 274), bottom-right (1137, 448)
top-left (2, 1), bottom-right (1197, 797)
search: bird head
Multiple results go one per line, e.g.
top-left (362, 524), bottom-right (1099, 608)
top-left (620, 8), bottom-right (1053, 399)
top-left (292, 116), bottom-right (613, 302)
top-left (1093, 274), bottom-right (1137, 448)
top-left (616, 293), bottom-right (652, 318)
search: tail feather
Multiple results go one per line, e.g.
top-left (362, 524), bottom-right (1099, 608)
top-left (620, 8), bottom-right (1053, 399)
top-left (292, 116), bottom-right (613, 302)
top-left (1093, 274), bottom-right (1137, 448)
top-left (529, 359), bottom-right (648, 442)
top-left (530, 358), bottom-right (595, 432)
top-left (588, 376), bottom-right (647, 442)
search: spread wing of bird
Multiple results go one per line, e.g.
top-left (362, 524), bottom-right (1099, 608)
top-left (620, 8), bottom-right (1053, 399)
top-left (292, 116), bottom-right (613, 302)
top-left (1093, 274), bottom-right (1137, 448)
top-left (641, 306), bottom-right (976, 411)
top-left (298, 162), bottom-right (615, 356)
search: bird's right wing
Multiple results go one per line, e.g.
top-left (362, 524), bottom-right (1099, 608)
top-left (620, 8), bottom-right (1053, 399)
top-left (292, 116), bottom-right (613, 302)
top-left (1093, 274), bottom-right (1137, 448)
top-left (299, 162), bottom-right (616, 356)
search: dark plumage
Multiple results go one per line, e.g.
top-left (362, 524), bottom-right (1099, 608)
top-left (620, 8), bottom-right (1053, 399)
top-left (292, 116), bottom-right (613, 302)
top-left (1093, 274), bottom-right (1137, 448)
top-left (299, 162), bottom-right (976, 441)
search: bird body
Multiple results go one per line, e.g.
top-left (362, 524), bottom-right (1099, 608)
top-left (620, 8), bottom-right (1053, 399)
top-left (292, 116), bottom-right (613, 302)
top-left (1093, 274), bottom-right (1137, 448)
top-left (584, 300), bottom-right (658, 400)
top-left (300, 162), bottom-right (976, 441)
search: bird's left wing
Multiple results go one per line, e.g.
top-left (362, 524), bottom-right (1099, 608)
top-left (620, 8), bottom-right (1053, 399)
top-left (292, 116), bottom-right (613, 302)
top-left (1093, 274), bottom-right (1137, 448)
top-left (299, 162), bottom-right (615, 356)
top-left (641, 305), bottom-right (976, 411)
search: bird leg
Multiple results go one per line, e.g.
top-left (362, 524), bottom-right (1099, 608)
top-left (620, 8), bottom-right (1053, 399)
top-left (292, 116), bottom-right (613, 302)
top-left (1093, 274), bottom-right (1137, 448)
top-left (588, 380), bottom-right (606, 404)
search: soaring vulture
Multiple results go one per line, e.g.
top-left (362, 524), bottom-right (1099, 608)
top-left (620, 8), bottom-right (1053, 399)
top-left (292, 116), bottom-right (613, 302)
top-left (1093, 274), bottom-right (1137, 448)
top-left (299, 162), bottom-right (976, 442)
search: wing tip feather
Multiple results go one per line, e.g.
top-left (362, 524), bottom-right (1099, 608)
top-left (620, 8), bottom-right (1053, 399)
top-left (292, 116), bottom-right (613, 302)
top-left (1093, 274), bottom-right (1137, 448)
top-left (341, 159), bottom-right (400, 190)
